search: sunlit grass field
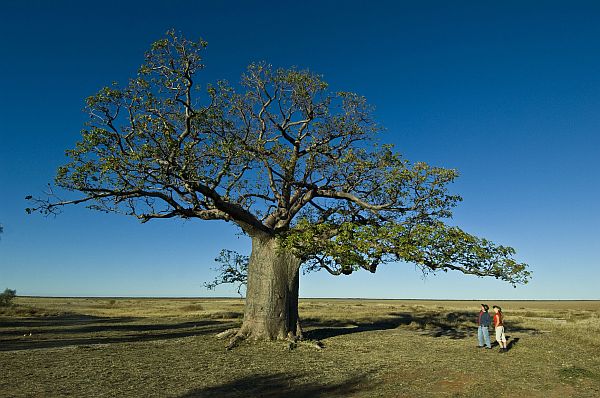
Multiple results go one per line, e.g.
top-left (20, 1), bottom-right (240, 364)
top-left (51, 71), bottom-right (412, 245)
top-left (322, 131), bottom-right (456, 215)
top-left (1, 297), bottom-right (599, 397)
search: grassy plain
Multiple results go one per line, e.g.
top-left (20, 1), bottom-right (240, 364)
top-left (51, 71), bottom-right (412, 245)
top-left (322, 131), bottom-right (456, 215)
top-left (1, 297), bottom-right (599, 397)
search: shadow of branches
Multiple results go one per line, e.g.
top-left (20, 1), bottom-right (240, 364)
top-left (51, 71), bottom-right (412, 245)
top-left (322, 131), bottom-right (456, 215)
top-left (0, 314), bottom-right (136, 328)
top-left (0, 314), bottom-right (238, 351)
top-left (304, 311), bottom-right (538, 341)
top-left (178, 372), bottom-right (374, 398)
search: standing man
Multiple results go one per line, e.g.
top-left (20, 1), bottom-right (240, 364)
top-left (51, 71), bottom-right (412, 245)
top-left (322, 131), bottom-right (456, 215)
top-left (477, 304), bottom-right (492, 349)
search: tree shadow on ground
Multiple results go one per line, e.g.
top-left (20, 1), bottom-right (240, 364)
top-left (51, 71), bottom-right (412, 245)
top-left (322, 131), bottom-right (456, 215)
top-left (304, 311), bottom-right (538, 341)
top-left (0, 316), bottom-right (221, 336)
top-left (0, 314), bottom-right (136, 328)
top-left (178, 372), bottom-right (374, 398)
top-left (0, 314), bottom-right (238, 351)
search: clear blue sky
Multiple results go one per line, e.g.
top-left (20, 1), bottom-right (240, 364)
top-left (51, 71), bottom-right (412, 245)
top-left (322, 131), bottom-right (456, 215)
top-left (1, 0), bottom-right (598, 299)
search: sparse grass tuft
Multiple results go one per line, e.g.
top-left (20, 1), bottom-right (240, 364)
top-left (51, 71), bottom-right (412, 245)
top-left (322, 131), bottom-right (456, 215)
top-left (179, 304), bottom-right (205, 312)
top-left (201, 311), bottom-right (243, 319)
top-left (559, 366), bottom-right (600, 384)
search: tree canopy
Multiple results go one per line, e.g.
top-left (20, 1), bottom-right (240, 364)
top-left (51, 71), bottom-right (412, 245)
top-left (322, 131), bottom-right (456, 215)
top-left (28, 30), bottom-right (530, 286)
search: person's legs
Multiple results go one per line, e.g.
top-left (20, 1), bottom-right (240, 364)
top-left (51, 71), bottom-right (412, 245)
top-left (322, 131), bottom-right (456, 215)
top-left (477, 326), bottom-right (484, 347)
top-left (482, 326), bottom-right (491, 348)
top-left (495, 327), bottom-right (502, 349)
top-left (500, 328), bottom-right (507, 349)
top-left (496, 326), bottom-right (507, 351)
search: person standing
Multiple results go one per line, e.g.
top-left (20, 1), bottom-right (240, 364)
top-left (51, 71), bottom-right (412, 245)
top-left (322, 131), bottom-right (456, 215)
top-left (493, 305), bottom-right (508, 353)
top-left (477, 304), bottom-right (492, 349)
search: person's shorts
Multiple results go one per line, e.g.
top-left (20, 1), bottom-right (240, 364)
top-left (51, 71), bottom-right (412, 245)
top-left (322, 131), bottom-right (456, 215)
top-left (495, 326), bottom-right (506, 342)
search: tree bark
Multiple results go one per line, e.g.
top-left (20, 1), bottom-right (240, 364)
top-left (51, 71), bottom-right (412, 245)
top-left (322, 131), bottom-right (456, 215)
top-left (236, 234), bottom-right (302, 341)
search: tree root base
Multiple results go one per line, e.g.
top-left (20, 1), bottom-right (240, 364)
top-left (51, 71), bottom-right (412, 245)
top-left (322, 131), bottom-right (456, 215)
top-left (226, 332), bottom-right (247, 350)
top-left (215, 328), bottom-right (239, 340)
top-left (287, 338), bottom-right (324, 351)
top-left (216, 328), bottom-right (323, 351)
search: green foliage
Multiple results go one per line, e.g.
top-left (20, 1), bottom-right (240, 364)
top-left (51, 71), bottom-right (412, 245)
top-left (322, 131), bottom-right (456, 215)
top-left (0, 288), bottom-right (16, 306)
top-left (281, 219), bottom-right (529, 285)
top-left (29, 30), bottom-right (529, 287)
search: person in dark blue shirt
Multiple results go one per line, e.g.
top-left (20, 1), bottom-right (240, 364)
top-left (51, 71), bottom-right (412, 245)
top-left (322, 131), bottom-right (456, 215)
top-left (477, 304), bottom-right (492, 349)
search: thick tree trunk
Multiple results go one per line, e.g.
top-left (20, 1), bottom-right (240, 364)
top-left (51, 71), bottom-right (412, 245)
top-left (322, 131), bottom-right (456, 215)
top-left (236, 234), bottom-right (302, 341)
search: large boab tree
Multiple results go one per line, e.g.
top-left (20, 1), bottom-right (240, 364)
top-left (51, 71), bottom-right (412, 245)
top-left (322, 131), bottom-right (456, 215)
top-left (29, 31), bottom-right (529, 346)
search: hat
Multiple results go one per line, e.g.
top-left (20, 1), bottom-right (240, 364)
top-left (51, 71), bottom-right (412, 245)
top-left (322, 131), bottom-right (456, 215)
top-left (481, 304), bottom-right (489, 311)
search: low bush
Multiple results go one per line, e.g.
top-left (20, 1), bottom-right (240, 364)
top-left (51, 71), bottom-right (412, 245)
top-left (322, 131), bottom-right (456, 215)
top-left (0, 288), bottom-right (16, 307)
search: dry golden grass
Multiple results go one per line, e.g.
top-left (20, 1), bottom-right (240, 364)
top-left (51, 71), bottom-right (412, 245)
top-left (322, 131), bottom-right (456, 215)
top-left (6, 296), bottom-right (246, 318)
top-left (1, 297), bottom-right (599, 397)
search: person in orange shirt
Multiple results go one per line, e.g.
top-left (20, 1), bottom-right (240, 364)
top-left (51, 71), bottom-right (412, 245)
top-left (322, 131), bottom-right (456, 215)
top-left (493, 305), bottom-right (508, 353)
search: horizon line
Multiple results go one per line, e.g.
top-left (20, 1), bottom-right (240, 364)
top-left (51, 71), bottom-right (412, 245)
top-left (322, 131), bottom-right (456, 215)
top-left (15, 295), bottom-right (600, 301)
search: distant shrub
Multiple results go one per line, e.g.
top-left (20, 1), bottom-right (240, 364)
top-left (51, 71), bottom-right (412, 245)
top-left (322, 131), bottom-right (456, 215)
top-left (198, 311), bottom-right (243, 319)
top-left (180, 304), bottom-right (205, 312)
top-left (0, 288), bottom-right (16, 307)
top-left (94, 299), bottom-right (118, 309)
